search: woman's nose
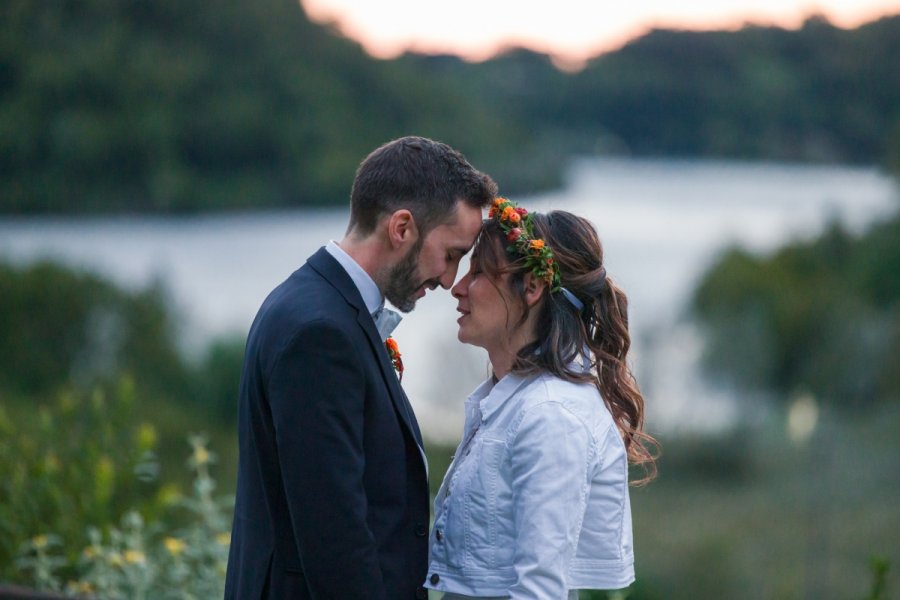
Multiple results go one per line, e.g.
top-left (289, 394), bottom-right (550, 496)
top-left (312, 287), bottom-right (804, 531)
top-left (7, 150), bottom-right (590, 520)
top-left (451, 272), bottom-right (469, 299)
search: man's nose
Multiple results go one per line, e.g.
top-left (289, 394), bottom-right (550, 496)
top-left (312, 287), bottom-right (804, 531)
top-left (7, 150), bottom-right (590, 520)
top-left (439, 264), bottom-right (459, 289)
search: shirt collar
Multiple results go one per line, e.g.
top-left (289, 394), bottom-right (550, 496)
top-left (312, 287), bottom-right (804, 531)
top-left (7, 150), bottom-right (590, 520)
top-left (325, 240), bottom-right (384, 316)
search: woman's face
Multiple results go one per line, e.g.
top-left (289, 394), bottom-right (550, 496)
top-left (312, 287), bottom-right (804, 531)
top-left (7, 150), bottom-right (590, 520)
top-left (451, 251), bottom-right (520, 352)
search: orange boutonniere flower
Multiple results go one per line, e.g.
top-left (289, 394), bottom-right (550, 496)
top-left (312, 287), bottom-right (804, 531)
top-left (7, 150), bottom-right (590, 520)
top-left (385, 336), bottom-right (404, 380)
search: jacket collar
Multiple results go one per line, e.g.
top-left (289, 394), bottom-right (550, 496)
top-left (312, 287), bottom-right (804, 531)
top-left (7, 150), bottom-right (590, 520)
top-left (307, 247), bottom-right (425, 451)
top-left (474, 371), bottom-right (535, 423)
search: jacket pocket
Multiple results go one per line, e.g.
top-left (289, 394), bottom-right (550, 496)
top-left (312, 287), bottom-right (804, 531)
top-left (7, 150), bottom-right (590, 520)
top-left (464, 437), bottom-right (505, 570)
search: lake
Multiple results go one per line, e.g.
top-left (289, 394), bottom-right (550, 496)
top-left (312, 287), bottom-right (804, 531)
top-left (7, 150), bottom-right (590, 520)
top-left (1, 157), bottom-right (897, 442)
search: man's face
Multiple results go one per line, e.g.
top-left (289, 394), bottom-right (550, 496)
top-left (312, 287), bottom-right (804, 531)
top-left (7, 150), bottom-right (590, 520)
top-left (383, 202), bottom-right (483, 312)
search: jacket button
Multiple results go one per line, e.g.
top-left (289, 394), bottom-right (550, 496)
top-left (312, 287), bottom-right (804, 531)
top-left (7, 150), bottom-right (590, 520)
top-left (435, 529), bottom-right (443, 541)
top-left (415, 522), bottom-right (427, 537)
top-left (415, 587), bottom-right (428, 599)
top-left (430, 573), bottom-right (440, 585)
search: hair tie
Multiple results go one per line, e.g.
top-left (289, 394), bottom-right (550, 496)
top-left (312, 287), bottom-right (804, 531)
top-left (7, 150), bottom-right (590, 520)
top-left (560, 287), bottom-right (584, 311)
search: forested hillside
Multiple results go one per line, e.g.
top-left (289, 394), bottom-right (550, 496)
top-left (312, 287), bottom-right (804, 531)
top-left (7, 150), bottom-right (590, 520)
top-left (2, 0), bottom-right (898, 213)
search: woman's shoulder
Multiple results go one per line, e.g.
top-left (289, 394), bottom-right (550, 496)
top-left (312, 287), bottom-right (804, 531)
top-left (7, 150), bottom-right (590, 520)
top-left (516, 373), bottom-right (615, 432)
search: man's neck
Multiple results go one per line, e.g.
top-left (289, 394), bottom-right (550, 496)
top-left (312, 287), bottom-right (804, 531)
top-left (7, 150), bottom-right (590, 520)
top-left (336, 235), bottom-right (385, 284)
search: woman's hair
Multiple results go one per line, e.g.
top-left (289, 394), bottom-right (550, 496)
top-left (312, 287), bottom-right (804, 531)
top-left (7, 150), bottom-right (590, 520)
top-left (475, 210), bottom-right (658, 484)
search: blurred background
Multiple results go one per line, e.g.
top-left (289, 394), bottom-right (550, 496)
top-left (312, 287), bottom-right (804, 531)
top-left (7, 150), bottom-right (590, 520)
top-left (1, 0), bottom-right (899, 597)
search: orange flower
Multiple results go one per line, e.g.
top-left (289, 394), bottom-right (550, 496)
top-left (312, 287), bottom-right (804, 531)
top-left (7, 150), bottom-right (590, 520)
top-left (385, 336), bottom-right (404, 380)
top-left (501, 206), bottom-right (517, 222)
top-left (385, 337), bottom-right (400, 355)
top-left (493, 197), bottom-right (507, 207)
top-left (529, 239), bottom-right (545, 250)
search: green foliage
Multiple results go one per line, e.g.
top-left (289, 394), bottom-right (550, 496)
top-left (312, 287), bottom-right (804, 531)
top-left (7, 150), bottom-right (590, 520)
top-left (0, 379), bottom-right (167, 583)
top-left (0, 261), bottom-right (188, 399)
top-left (189, 336), bottom-right (245, 425)
top-left (15, 436), bottom-right (232, 599)
top-left (691, 215), bottom-right (900, 406)
top-left (0, 0), bottom-right (519, 213)
top-left (0, 259), bottom-right (245, 423)
top-left (2, 3), bottom-right (899, 214)
top-left (864, 557), bottom-right (890, 600)
top-left (0, 259), bottom-right (245, 585)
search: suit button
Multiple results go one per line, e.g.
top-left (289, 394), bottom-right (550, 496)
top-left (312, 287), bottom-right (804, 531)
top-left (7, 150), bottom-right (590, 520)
top-left (415, 587), bottom-right (428, 599)
top-left (435, 529), bottom-right (443, 541)
top-left (415, 522), bottom-right (427, 537)
top-left (430, 573), bottom-right (440, 585)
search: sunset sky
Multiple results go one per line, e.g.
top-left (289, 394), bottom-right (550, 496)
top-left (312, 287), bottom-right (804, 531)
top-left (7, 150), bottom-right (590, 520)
top-left (301, 0), bottom-right (899, 66)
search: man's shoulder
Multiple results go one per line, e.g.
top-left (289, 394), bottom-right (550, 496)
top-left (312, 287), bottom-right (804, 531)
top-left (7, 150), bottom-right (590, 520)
top-left (250, 263), bottom-right (358, 341)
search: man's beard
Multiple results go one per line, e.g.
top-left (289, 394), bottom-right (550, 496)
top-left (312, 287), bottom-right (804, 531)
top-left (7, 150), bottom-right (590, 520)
top-left (383, 239), bottom-right (426, 313)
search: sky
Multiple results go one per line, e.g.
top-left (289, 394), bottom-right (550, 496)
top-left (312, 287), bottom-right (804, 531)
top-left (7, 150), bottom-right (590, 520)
top-left (301, 0), bottom-right (899, 67)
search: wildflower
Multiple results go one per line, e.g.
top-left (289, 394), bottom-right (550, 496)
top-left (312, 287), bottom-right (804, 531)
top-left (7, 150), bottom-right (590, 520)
top-left (69, 581), bottom-right (94, 596)
top-left (137, 423), bottom-right (158, 451)
top-left (192, 445), bottom-right (210, 466)
top-left (107, 551), bottom-right (124, 566)
top-left (32, 535), bottom-right (48, 550)
top-left (216, 532), bottom-right (232, 547)
top-left (164, 537), bottom-right (186, 556)
top-left (124, 549), bottom-right (146, 564)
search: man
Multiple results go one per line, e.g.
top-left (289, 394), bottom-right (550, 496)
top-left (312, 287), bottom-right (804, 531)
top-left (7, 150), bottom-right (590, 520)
top-left (224, 136), bottom-right (497, 599)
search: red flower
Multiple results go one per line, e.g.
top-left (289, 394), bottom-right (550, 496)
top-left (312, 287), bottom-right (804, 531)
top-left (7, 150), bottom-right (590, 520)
top-left (507, 227), bottom-right (522, 242)
top-left (515, 207), bottom-right (528, 217)
top-left (385, 336), bottom-right (404, 380)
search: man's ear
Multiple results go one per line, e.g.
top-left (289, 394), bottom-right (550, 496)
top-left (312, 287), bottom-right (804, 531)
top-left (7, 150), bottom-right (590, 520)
top-left (523, 272), bottom-right (548, 308)
top-left (385, 209), bottom-right (419, 249)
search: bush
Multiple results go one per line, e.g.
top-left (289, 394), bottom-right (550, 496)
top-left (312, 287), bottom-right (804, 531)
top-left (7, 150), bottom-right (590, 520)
top-left (0, 378), bottom-right (169, 583)
top-left (15, 436), bottom-right (232, 599)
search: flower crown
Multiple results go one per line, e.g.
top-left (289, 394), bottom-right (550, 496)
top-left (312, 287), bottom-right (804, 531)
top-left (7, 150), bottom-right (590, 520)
top-left (488, 197), bottom-right (561, 291)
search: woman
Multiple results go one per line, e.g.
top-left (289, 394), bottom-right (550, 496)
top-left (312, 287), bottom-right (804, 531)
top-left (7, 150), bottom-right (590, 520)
top-left (425, 199), bottom-right (657, 599)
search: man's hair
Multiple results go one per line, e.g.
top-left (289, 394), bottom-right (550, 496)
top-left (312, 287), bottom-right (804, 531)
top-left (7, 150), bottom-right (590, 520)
top-left (348, 136), bottom-right (497, 237)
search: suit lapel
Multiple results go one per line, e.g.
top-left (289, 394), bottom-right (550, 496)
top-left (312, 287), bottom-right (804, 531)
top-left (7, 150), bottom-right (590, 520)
top-left (307, 248), bottom-right (426, 453)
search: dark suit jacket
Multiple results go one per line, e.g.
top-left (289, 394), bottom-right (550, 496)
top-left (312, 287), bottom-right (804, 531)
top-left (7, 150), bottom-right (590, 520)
top-left (224, 247), bottom-right (430, 600)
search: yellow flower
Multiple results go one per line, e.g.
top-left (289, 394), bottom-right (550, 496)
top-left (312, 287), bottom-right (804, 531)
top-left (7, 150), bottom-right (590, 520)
top-left (124, 549), bottom-right (146, 564)
top-left (192, 445), bottom-right (210, 466)
top-left (216, 532), bottom-right (231, 547)
top-left (68, 581), bottom-right (94, 596)
top-left (32, 535), bottom-right (48, 550)
top-left (137, 423), bottom-right (157, 451)
top-left (529, 239), bottom-right (545, 250)
top-left (164, 537), bottom-right (186, 556)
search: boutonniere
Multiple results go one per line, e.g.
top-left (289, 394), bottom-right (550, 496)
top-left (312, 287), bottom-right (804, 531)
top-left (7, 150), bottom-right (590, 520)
top-left (385, 336), bottom-right (404, 380)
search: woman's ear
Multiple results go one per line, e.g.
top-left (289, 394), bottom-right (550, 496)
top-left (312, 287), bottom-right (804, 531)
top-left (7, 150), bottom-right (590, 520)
top-left (385, 209), bottom-right (419, 249)
top-left (523, 272), bottom-right (548, 308)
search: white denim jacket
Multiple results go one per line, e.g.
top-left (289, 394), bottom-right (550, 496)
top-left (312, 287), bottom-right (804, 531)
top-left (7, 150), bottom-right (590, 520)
top-left (425, 371), bottom-right (635, 599)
